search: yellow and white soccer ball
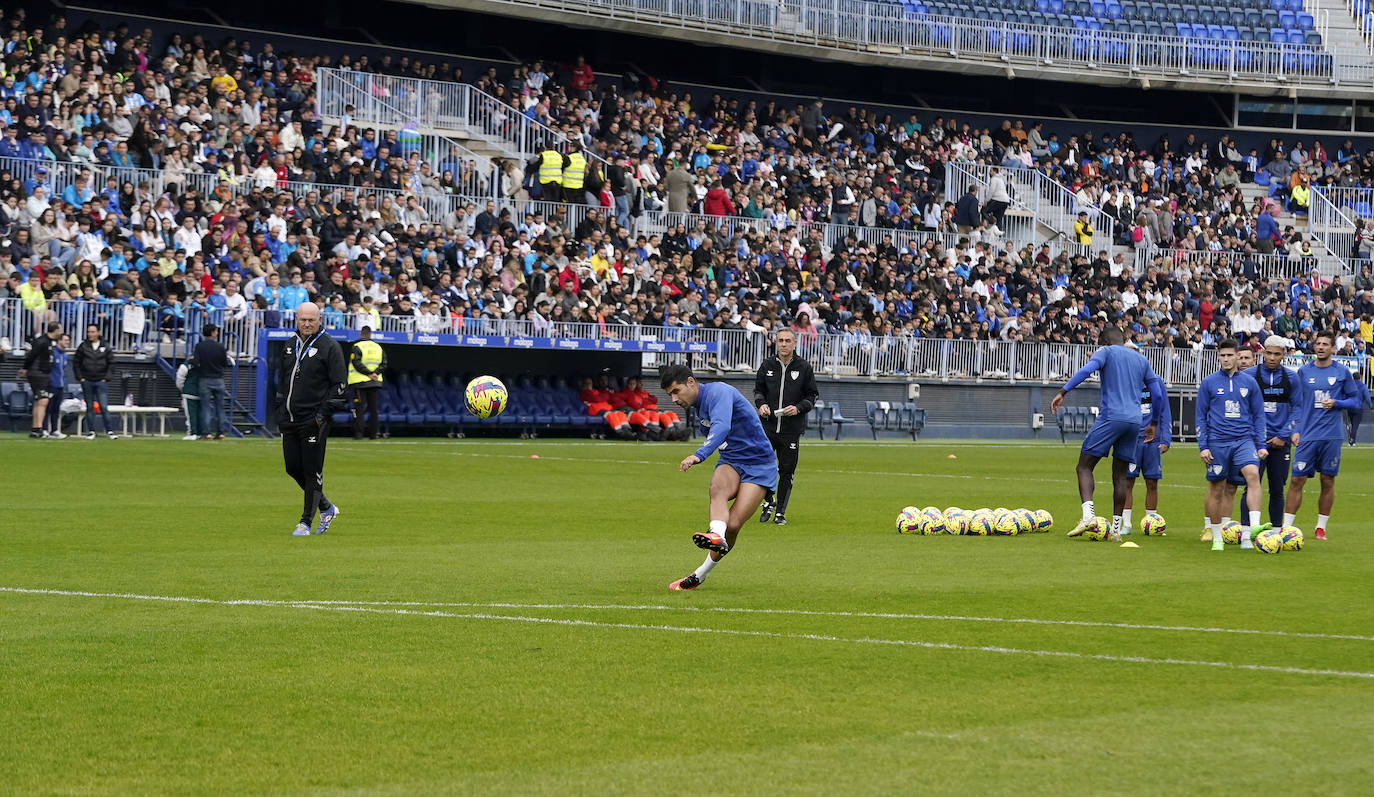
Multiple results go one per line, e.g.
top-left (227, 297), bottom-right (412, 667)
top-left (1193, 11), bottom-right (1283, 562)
top-left (1013, 509), bottom-right (1036, 535)
top-left (464, 375), bottom-right (509, 418)
top-left (1141, 513), bottom-right (1168, 537)
top-left (1279, 526), bottom-right (1304, 551)
top-left (1254, 528), bottom-right (1284, 554)
top-left (1219, 520), bottom-right (1242, 545)
top-left (921, 506), bottom-right (947, 535)
top-left (896, 506), bottom-right (922, 534)
top-left (967, 509), bottom-right (995, 536)
top-left (1082, 517), bottom-right (1111, 541)
top-left (944, 508), bottom-right (970, 535)
top-left (1031, 509), bottom-right (1054, 532)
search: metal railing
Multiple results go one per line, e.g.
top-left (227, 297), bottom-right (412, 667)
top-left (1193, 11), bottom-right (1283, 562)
top-left (314, 68), bottom-right (498, 200)
top-left (1349, 0), bottom-right (1374, 51)
top-left (457, 0), bottom-right (1374, 89)
top-left (1132, 245), bottom-right (1351, 281)
top-left (1311, 185), bottom-right (1368, 267)
top-left (945, 162), bottom-right (1114, 252)
top-left (316, 67), bottom-right (609, 168)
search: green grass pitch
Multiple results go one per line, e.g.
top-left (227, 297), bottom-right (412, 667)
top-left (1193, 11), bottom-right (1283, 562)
top-left (3, 435), bottom-right (1373, 794)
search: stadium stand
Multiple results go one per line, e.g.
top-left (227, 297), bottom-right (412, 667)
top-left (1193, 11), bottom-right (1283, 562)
top-left (0, 2), bottom-right (1371, 424)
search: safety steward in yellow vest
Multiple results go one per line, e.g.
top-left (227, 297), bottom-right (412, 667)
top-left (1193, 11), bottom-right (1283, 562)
top-left (535, 146), bottom-right (567, 203)
top-left (562, 144), bottom-right (587, 204)
top-left (347, 325), bottom-right (386, 439)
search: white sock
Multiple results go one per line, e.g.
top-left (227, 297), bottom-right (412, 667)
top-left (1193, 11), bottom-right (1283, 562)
top-left (693, 555), bottom-right (718, 581)
top-left (1240, 525), bottom-right (1252, 542)
top-left (709, 520), bottom-right (726, 537)
top-left (1082, 501), bottom-right (1094, 522)
top-left (1121, 508), bottom-right (1132, 532)
top-left (1283, 512), bottom-right (1296, 527)
top-left (1249, 511), bottom-right (1262, 529)
top-left (1317, 513), bottom-right (1329, 530)
top-left (1203, 515), bottom-right (1209, 529)
top-left (1111, 515), bottom-right (1123, 537)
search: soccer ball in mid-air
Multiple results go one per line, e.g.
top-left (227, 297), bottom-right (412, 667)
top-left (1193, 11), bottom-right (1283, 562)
top-left (1254, 528), bottom-right (1284, 554)
top-left (1279, 526), bottom-right (1304, 551)
top-left (1082, 517), bottom-right (1110, 541)
top-left (992, 509), bottom-right (1018, 535)
top-left (1031, 509), bottom-right (1054, 532)
top-left (921, 507), bottom-right (947, 535)
top-left (1141, 513), bottom-right (1167, 537)
top-left (944, 508), bottom-right (970, 535)
top-left (896, 507), bottom-right (922, 534)
top-left (967, 509), bottom-right (995, 536)
top-left (1219, 521), bottom-right (1242, 545)
top-left (464, 376), bottom-right (509, 418)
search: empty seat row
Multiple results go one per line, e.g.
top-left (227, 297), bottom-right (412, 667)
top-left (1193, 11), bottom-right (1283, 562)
top-left (911, 0), bottom-right (1313, 31)
top-left (865, 401), bottom-right (929, 441)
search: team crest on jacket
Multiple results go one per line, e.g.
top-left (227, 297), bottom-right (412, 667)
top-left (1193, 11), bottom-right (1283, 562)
top-left (765, 370), bottom-right (774, 376)
top-left (1329, 377), bottom-right (1337, 384)
top-left (308, 348), bottom-right (318, 357)
top-left (791, 371), bottom-right (799, 380)
top-left (1240, 388), bottom-right (1249, 397)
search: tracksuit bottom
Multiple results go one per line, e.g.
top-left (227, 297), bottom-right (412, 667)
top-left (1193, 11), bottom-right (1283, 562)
top-left (282, 420), bottom-right (334, 525)
top-left (766, 430), bottom-right (801, 514)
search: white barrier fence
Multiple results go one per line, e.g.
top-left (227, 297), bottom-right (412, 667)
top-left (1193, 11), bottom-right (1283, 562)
top-left (1133, 245), bottom-right (1353, 281)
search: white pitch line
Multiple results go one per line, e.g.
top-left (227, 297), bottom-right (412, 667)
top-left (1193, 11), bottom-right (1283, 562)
top-left (4, 587), bottom-right (1374, 680)
top-left (6, 588), bottom-right (1372, 643)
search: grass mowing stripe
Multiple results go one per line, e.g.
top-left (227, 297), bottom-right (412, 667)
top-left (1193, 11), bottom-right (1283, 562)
top-left (6, 587), bottom-right (1374, 680)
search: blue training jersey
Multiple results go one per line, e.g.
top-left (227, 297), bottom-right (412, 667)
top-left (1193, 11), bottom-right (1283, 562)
top-left (1247, 363), bottom-right (1300, 441)
top-left (1138, 375), bottom-right (1172, 445)
top-left (693, 381), bottom-right (776, 466)
top-left (1062, 345), bottom-right (1163, 423)
top-left (1294, 361), bottom-right (1363, 441)
top-left (1196, 368), bottom-right (1265, 451)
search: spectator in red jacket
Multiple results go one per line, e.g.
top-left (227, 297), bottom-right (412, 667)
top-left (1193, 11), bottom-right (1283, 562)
top-left (579, 376), bottom-right (613, 415)
top-left (703, 182), bottom-right (736, 217)
top-left (569, 56), bottom-right (594, 93)
top-left (611, 376), bottom-right (658, 410)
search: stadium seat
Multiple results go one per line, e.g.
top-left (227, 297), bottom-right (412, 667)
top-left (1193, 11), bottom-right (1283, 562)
top-left (865, 401), bottom-right (889, 439)
top-left (2, 381), bottom-right (31, 432)
top-left (1278, 10), bottom-right (1294, 28)
top-left (1286, 28), bottom-right (1304, 44)
top-left (1270, 27), bottom-right (1286, 43)
top-left (1222, 25), bottom-right (1239, 40)
top-left (1304, 31), bottom-right (1321, 45)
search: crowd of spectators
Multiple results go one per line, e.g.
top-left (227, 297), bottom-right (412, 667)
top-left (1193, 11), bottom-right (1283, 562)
top-left (0, 7), bottom-right (1370, 371)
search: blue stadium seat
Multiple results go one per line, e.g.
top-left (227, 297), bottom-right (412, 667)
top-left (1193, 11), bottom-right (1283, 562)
top-left (1304, 31), bottom-right (1321, 44)
top-left (1270, 26), bottom-right (1287, 42)
top-left (1176, 21), bottom-right (1192, 35)
top-left (1278, 10), bottom-right (1295, 28)
top-left (1130, 20), bottom-right (1147, 33)
top-left (1287, 28), bottom-right (1304, 44)
top-left (1244, 9), bottom-right (1260, 26)
top-left (1164, 4), bottom-right (1183, 22)
top-left (1183, 6), bottom-right (1199, 23)
top-left (1206, 23), bottom-right (1223, 38)
top-left (1222, 24), bottom-right (1239, 39)
top-left (1261, 9), bottom-right (1279, 27)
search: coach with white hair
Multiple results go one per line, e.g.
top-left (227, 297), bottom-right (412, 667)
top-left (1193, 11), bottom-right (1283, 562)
top-left (1243, 334), bottom-right (1301, 526)
top-left (275, 302), bottom-right (348, 536)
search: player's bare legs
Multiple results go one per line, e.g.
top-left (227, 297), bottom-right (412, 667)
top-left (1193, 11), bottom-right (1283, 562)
top-left (1107, 457), bottom-right (1131, 541)
top-left (1067, 452), bottom-right (1103, 537)
top-left (1237, 463), bottom-right (1267, 549)
top-left (674, 465), bottom-right (768, 590)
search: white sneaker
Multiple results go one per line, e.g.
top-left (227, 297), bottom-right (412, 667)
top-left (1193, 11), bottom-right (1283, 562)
top-left (0, 336), bottom-right (10, 352)
top-left (48, 431), bottom-right (67, 439)
top-left (106, 432), bottom-right (118, 439)
top-left (182, 434), bottom-right (198, 441)
top-left (291, 523), bottom-right (312, 537)
top-left (1066, 518), bottom-right (1095, 537)
top-left (1239, 537), bottom-right (1255, 550)
top-left (83, 432), bottom-right (96, 440)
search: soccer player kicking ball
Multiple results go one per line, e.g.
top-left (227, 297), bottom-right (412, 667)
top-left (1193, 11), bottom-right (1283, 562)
top-left (1284, 330), bottom-right (1363, 541)
top-left (1197, 339), bottom-right (1269, 551)
top-left (659, 364), bottom-right (778, 591)
top-left (1050, 328), bottom-right (1164, 542)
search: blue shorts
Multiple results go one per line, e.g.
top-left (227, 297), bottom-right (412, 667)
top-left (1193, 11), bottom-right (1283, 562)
top-left (1292, 438), bottom-right (1342, 478)
top-left (1204, 440), bottom-right (1259, 483)
top-left (1127, 440), bottom-right (1163, 481)
top-left (1082, 418), bottom-right (1142, 464)
top-left (717, 458), bottom-right (778, 492)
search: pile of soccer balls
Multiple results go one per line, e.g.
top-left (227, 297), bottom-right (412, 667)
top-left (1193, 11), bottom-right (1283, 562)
top-left (1077, 513), bottom-right (1169, 540)
top-left (1215, 521), bottom-right (1305, 554)
top-left (895, 506), bottom-right (1053, 536)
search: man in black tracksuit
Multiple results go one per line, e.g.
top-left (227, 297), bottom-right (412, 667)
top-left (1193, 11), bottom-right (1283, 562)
top-left (275, 302), bottom-right (348, 537)
top-left (753, 328), bottom-right (820, 525)
top-left (17, 321), bottom-right (62, 438)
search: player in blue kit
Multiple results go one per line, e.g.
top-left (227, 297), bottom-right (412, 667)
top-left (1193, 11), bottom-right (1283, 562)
top-left (1121, 364), bottom-right (1171, 536)
top-left (1050, 327), bottom-right (1165, 541)
top-left (659, 364), bottom-right (778, 591)
top-left (1197, 338), bottom-right (1269, 551)
top-left (1346, 378), bottom-right (1371, 447)
top-left (1241, 336), bottom-right (1301, 528)
top-left (1283, 330), bottom-right (1364, 541)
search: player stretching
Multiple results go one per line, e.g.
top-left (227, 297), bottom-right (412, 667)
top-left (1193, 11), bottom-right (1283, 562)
top-left (1284, 330), bottom-right (1363, 540)
top-left (1197, 338), bottom-right (1268, 551)
top-left (1049, 327), bottom-right (1164, 541)
top-left (660, 364), bottom-right (778, 591)
top-left (1122, 366), bottom-right (1171, 536)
